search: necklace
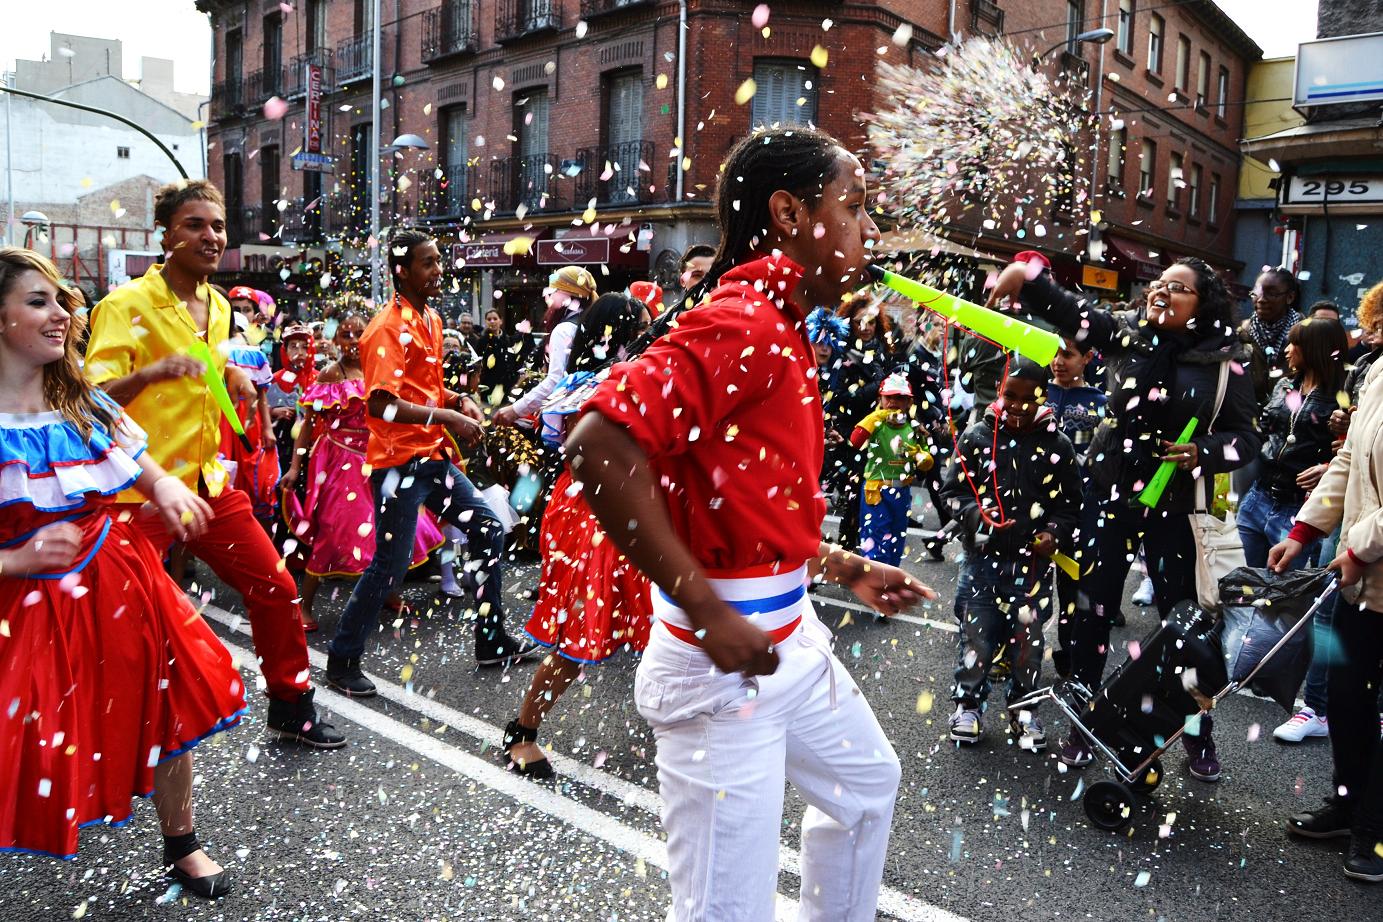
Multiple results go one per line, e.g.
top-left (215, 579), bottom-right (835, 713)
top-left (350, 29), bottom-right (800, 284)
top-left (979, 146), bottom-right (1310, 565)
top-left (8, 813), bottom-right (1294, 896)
top-left (1282, 384), bottom-right (1315, 449)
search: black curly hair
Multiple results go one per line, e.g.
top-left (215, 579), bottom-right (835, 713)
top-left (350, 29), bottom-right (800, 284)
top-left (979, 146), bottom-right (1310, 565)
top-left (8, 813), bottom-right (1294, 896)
top-left (1175, 256), bottom-right (1234, 337)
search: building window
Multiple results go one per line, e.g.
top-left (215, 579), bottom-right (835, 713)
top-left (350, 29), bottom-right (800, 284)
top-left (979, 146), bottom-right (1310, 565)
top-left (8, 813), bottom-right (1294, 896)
top-left (1148, 14), bottom-right (1163, 73)
top-left (1175, 35), bottom-right (1190, 91)
top-left (604, 70), bottom-right (645, 204)
top-left (116, 146), bottom-right (131, 159)
top-left (1066, 0), bottom-right (1084, 52)
top-left (264, 14), bottom-right (283, 95)
top-left (1189, 163), bottom-right (1203, 218)
top-left (516, 89), bottom-right (550, 209)
top-left (1116, 0), bottom-right (1135, 56)
top-left (349, 122), bottom-right (372, 219)
top-left (306, 0), bottom-right (327, 53)
top-left (1217, 67), bottom-right (1229, 118)
top-left (261, 145), bottom-right (280, 235)
top-left (226, 28), bottom-right (243, 86)
top-left (1167, 151), bottom-right (1183, 210)
top-left (223, 152), bottom-right (244, 241)
top-left (750, 59), bottom-right (818, 128)
top-left (1197, 52), bottom-right (1211, 108)
top-left (354, 0), bottom-right (374, 34)
top-left (1208, 173), bottom-right (1221, 224)
top-left (1106, 126), bottom-right (1126, 189)
top-left (443, 107), bottom-right (469, 212)
top-left (1139, 139), bottom-right (1156, 197)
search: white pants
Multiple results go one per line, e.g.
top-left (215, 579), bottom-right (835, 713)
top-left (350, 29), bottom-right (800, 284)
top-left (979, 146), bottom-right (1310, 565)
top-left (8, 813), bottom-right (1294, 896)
top-left (635, 607), bottom-right (900, 921)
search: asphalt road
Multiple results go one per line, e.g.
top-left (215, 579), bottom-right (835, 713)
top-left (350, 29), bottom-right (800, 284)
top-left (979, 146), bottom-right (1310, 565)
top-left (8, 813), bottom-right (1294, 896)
top-left (3, 518), bottom-right (1381, 921)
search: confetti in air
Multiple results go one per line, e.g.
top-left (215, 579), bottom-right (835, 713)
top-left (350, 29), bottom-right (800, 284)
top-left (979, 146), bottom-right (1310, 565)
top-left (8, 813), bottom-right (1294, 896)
top-left (864, 37), bottom-right (1095, 259)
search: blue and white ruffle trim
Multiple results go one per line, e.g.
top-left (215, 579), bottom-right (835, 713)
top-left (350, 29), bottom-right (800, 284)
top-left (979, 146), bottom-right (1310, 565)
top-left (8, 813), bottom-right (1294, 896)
top-left (0, 407), bottom-right (147, 511)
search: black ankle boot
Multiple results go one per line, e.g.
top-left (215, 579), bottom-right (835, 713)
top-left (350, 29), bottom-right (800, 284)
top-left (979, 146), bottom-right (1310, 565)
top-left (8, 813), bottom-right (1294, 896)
top-left (325, 654), bottom-right (377, 697)
top-left (502, 719), bottom-right (554, 779)
top-left (266, 688), bottom-right (348, 749)
top-left (162, 831), bottom-right (234, 899)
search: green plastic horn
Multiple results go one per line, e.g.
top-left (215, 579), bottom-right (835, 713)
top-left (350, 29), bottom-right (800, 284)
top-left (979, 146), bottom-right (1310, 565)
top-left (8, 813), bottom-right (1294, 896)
top-left (868, 265), bottom-right (1062, 366)
top-left (1137, 417), bottom-right (1199, 509)
top-left (187, 340), bottom-right (254, 453)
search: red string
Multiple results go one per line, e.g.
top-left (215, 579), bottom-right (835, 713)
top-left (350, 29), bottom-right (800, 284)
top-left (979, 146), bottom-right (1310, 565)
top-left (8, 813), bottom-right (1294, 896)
top-left (934, 310), bottom-right (1011, 528)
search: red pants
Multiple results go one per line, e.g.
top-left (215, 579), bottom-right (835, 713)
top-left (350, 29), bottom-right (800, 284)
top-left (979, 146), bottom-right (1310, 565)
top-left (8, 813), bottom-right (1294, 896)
top-left (121, 486), bottom-right (310, 702)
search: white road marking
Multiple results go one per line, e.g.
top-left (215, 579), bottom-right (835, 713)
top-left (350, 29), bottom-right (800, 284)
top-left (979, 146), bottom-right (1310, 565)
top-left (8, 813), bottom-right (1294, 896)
top-left (202, 604), bottom-right (972, 922)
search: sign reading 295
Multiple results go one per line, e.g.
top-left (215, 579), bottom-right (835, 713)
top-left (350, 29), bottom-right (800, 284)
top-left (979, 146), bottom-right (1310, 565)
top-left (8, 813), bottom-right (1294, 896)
top-left (1284, 176), bottom-right (1383, 204)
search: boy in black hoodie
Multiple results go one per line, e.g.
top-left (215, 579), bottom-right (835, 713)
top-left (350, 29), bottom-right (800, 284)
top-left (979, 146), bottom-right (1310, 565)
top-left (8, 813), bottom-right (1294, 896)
top-left (942, 360), bottom-right (1083, 752)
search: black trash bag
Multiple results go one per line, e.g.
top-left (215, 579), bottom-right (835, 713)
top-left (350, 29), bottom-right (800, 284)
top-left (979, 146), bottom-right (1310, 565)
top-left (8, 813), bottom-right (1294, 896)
top-left (1217, 567), bottom-right (1334, 711)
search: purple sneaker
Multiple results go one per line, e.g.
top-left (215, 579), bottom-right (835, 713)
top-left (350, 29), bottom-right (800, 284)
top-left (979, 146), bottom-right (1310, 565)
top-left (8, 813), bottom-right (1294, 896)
top-left (1185, 735), bottom-right (1221, 783)
top-left (1058, 732), bottom-right (1093, 767)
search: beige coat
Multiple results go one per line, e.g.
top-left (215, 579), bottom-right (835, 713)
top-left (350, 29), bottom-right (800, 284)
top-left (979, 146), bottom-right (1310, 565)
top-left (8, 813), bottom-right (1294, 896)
top-left (1297, 357), bottom-right (1383, 610)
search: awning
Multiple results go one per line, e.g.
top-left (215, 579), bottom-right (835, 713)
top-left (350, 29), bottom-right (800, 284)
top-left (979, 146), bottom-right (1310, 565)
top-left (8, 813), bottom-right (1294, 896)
top-left (452, 229), bottom-right (551, 268)
top-left (1103, 234), bottom-right (1166, 281)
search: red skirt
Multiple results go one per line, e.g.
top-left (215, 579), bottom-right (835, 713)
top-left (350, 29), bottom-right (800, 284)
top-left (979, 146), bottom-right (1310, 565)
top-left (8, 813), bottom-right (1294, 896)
top-left (0, 515), bottom-right (246, 858)
top-left (524, 471), bottom-right (652, 664)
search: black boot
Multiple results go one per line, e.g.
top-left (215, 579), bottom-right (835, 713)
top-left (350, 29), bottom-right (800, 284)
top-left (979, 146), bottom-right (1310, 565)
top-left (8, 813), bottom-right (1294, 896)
top-left (502, 719), bottom-right (554, 779)
top-left (162, 831), bottom-right (233, 899)
top-left (475, 622), bottom-right (541, 667)
top-left (267, 688), bottom-right (348, 748)
top-left (1344, 837), bottom-right (1383, 882)
top-left (325, 654), bottom-right (377, 698)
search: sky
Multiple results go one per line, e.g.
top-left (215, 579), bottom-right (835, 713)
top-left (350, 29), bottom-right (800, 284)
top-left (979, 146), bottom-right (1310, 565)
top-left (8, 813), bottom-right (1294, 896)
top-left (0, 0), bottom-right (1320, 100)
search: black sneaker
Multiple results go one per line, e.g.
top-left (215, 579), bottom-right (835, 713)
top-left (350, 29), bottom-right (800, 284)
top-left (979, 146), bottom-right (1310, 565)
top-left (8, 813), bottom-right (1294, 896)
top-left (476, 634), bottom-right (542, 667)
top-left (1344, 841), bottom-right (1383, 883)
top-left (266, 689), bottom-right (348, 749)
top-left (324, 655), bottom-right (378, 698)
top-left (1289, 799), bottom-right (1354, 840)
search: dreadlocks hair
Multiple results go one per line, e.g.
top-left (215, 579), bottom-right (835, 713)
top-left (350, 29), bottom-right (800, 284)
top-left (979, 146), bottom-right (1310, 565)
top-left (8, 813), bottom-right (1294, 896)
top-left (568, 293), bottom-right (649, 373)
top-left (631, 126), bottom-right (851, 354)
top-left (388, 226), bottom-right (434, 279)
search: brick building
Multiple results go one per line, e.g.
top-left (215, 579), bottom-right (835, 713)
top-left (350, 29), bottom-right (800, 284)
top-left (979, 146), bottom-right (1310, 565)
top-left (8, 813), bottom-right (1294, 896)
top-left (192, 0), bottom-right (1259, 321)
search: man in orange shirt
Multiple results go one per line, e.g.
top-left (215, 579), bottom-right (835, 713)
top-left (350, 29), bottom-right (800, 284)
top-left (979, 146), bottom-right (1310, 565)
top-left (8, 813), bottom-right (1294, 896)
top-left (87, 179), bottom-right (344, 750)
top-left (325, 228), bottom-right (537, 696)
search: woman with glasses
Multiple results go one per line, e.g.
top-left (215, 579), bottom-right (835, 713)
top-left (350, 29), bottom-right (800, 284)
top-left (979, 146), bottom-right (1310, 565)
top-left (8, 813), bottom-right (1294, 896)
top-left (988, 256), bottom-right (1260, 782)
top-left (1241, 267), bottom-right (1305, 404)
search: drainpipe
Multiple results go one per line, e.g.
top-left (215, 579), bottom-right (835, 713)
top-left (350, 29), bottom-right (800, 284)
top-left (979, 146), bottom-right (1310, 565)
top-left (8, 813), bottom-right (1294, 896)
top-left (674, 0), bottom-right (687, 203)
top-left (947, 0), bottom-right (956, 41)
top-left (368, 0), bottom-right (382, 306)
top-left (1088, 0), bottom-right (1108, 265)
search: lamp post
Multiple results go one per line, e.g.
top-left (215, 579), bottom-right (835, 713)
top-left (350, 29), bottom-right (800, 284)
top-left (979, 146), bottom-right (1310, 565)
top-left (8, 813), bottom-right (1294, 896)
top-left (1036, 27), bottom-right (1115, 64)
top-left (368, 0), bottom-right (383, 307)
top-left (21, 210), bottom-right (50, 249)
top-left (371, 131), bottom-right (431, 304)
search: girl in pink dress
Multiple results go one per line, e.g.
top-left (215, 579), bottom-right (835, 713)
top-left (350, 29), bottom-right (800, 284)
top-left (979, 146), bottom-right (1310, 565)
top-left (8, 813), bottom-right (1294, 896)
top-left (281, 312), bottom-right (444, 629)
top-left (0, 248), bottom-right (245, 898)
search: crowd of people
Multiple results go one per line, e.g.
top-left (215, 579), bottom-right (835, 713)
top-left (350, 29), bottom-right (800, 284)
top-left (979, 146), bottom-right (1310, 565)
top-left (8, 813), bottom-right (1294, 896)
top-left (2, 122), bottom-right (1382, 917)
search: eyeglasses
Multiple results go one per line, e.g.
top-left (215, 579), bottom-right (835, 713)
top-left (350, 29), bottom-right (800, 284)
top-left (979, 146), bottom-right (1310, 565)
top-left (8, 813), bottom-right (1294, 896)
top-left (1148, 279), bottom-right (1195, 296)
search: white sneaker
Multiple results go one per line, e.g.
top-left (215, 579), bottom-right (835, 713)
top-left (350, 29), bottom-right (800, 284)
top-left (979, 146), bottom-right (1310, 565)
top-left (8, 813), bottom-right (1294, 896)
top-left (1132, 576), bottom-right (1155, 607)
top-left (1010, 713), bottom-right (1047, 752)
top-left (1273, 707), bottom-right (1329, 743)
top-left (950, 705), bottom-right (983, 745)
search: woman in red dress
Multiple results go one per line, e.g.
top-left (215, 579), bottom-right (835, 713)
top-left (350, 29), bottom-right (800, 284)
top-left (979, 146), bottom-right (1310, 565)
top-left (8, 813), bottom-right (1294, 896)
top-left (0, 248), bottom-right (246, 898)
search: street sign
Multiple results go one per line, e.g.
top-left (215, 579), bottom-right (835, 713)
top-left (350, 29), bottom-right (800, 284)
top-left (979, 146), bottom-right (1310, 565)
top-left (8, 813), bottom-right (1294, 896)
top-left (536, 237), bottom-right (610, 266)
top-left (291, 151), bottom-right (335, 173)
top-left (1282, 175), bottom-right (1383, 205)
top-left (305, 64), bottom-right (324, 154)
top-left (1082, 265), bottom-right (1119, 290)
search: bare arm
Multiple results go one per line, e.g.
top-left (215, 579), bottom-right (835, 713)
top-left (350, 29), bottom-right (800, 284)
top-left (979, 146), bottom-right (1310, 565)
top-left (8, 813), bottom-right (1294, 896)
top-left (131, 451), bottom-right (213, 542)
top-left (565, 411), bottom-right (780, 676)
top-left (365, 390), bottom-right (481, 445)
top-left (279, 405), bottom-right (317, 490)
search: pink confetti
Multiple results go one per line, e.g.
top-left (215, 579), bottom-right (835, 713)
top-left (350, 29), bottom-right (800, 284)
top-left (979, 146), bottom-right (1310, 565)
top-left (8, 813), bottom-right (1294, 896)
top-left (1127, 640), bottom-right (1141, 660)
top-left (751, 4), bottom-right (770, 28)
top-left (264, 96), bottom-right (289, 120)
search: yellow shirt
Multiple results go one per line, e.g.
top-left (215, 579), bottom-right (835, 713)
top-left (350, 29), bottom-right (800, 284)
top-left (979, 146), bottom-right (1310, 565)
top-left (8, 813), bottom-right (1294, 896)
top-left (86, 265), bottom-right (232, 500)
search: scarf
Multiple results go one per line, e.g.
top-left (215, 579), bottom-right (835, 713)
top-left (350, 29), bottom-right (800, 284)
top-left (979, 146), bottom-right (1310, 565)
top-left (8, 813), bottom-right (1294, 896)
top-left (1250, 308), bottom-right (1303, 365)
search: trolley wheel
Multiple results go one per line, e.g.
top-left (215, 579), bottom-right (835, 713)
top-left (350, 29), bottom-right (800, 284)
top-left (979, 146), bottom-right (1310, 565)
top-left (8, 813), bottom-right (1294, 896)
top-left (1083, 780), bottom-right (1135, 832)
top-left (1131, 759), bottom-right (1164, 795)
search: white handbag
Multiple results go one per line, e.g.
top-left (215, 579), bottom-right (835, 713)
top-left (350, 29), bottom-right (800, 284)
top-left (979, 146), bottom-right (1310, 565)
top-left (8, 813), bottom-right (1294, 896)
top-left (1188, 360), bottom-right (1246, 610)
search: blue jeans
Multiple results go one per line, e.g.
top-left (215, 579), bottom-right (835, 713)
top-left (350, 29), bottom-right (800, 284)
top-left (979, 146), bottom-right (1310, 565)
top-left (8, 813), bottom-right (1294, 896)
top-left (1237, 483), bottom-right (1319, 570)
top-left (859, 484), bottom-right (910, 566)
top-left (952, 555), bottom-right (1050, 710)
top-left (328, 458), bottom-right (507, 659)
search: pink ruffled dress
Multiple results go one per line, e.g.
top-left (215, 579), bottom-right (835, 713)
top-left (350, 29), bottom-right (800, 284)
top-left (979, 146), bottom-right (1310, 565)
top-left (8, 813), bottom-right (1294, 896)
top-left (287, 379), bottom-right (444, 577)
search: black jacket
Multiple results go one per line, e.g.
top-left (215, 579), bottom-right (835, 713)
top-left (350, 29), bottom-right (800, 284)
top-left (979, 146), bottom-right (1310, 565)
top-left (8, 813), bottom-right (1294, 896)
top-left (940, 406), bottom-right (1084, 558)
top-left (1257, 376), bottom-right (1336, 505)
top-left (1020, 275), bottom-right (1261, 515)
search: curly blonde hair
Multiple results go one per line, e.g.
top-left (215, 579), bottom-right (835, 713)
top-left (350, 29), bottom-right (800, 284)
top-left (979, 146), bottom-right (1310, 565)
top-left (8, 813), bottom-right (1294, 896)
top-left (0, 247), bottom-right (119, 439)
top-left (1358, 281), bottom-right (1383, 336)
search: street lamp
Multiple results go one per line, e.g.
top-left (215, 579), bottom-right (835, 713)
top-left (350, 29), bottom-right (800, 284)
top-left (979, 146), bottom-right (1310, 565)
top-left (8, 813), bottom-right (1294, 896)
top-left (21, 210), bottom-right (50, 249)
top-left (370, 131), bottom-right (432, 305)
top-left (1037, 27), bottom-right (1116, 63)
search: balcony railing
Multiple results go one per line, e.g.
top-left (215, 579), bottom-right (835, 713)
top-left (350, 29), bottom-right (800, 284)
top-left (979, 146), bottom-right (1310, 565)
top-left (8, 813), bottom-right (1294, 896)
top-left (284, 50), bottom-right (335, 99)
top-left (423, 2), bottom-right (479, 63)
top-left (321, 190), bottom-right (360, 238)
top-left (420, 163), bottom-right (479, 219)
top-left (579, 0), bottom-right (648, 18)
top-left (484, 154), bottom-right (560, 212)
top-left (575, 140), bottom-right (653, 205)
top-left (336, 35), bottom-right (373, 86)
top-left (278, 197), bottom-right (325, 244)
top-left (1059, 50), bottom-right (1091, 86)
top-left (210, 78), bottom-right (244, 119)
top-left (496, 0), bottom-right (560, 44)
